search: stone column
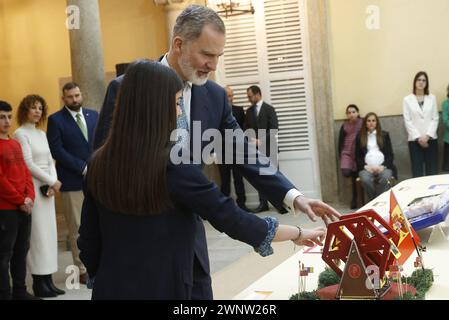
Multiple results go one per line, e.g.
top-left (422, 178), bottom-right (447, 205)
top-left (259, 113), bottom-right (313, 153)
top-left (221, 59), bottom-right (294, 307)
top-left (306, 0), bottom-right (338, 203)
top-left (66, 0), bottom-right (106, 111)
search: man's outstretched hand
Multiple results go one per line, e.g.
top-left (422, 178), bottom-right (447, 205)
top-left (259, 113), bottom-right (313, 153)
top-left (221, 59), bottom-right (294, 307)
top-left (293, 196), bottom-right (341, 225)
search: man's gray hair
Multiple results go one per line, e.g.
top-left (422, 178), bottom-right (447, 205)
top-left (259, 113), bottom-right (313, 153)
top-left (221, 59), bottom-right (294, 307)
top-left (173, 5), bottom-right (225, 41)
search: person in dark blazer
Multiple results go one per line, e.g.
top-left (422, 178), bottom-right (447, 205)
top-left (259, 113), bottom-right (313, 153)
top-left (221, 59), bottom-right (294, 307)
top-left (355, 112), bottom-right (397, 202)
top-left (78, 60), bottom-right (326, 300)
top-left (217, 86), bottom-right (249, 211)
top-left (47, 82), bottom-right (98, 285)
top-left (92, 5), bottom-right (340, 300)
top-left (245, 85), bottom-right (280, 213)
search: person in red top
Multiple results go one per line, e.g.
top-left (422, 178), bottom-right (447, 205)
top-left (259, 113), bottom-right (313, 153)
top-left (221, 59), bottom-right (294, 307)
top-left (0, 100), bottom-right (38, 300)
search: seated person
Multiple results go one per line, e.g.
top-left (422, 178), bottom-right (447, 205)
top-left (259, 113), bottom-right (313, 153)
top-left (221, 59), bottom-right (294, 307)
top-left (355, 112), bottom-right (397, 202)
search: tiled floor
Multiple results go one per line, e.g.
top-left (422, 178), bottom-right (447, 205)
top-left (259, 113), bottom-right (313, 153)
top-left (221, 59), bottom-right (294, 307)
top-left (24, 203), bottom-right (351, 300)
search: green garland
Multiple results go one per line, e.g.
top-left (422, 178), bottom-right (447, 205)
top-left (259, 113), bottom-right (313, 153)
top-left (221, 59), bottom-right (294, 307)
top-left (317, 268), bottom-right (340, 289)
top-left (394, 268), bottom-right (434, 300)
top-left (289, 268), bottom-right (434, 300)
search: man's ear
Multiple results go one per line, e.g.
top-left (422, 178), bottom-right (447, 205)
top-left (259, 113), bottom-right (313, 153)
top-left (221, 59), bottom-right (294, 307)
top-left (172, 36), bottom-right (183, 55)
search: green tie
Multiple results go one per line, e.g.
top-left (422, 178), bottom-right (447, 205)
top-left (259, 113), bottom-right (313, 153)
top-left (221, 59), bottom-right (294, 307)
top-left (76, 113), bottom-right (88, 141)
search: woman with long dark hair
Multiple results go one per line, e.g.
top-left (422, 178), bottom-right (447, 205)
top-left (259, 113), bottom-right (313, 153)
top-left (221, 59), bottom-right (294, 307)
top-left (355, 112), bottom-right (396, 202)
top-left (338, 104), bottom-right (363, 209)
top-left (403, 71), bottom-right (439, 177)
top-left (78, 60), bottom-right (326, 300)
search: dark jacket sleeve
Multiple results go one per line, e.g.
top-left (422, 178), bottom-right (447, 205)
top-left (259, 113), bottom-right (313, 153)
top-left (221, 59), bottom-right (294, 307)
top-left (93, 77), bottom-right (122, 150)
top-left (267, 105), bottom-right (279, 131)
top-left (338, 124), bottom-right (345, 156)
top-left (355, 134), bottom-right (365, 172)
top-left (47, 116), bottom-right (86, 175)
top-left (169, 163), bottom-right (269, 248)
top-left (244, 106), bottom-right (253, 131)
top-left (78, 178), bottom-right (102, 278)
top-left (381, 131), bottom-right (396, 176)
top-left (234, 107), bottom-right (245, 130)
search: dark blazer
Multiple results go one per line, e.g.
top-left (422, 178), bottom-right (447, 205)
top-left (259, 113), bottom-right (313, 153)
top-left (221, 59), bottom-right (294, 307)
top-left (93, 76), bottom-right (295, 280)
top-left (244, 102), bottom-right (279, 157)
top-left (232, 105), bottom-right (245, 130)
top-left (337, 124), bottom-right (345, 156)
top-left (78, 162), bottom-right (268, 300)
top-left (355, 130), bottom-right (398, 178)
top-left (47, 107), bottom-right (98, 191)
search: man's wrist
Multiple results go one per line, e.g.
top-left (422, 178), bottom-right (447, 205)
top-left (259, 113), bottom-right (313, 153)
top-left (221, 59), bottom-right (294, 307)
top-left (284, 189), bottom-right (303, 214)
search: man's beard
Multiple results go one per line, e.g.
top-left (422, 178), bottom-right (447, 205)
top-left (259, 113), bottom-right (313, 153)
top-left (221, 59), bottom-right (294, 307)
top-left (66, 102), bottom-right (82, 111)
top-left (179, 55), bottom-right (209, 86)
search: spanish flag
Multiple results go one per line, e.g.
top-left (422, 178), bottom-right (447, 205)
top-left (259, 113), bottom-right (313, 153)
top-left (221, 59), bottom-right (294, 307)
top-left (389, 191), bottom-right (420, 265)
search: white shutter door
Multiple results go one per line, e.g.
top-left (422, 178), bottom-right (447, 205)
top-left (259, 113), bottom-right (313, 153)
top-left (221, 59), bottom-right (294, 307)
top-left (216, 0), bottom-right (321, 201)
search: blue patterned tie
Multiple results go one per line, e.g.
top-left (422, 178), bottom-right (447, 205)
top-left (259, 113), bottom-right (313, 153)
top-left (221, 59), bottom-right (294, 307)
top-left (176, 94), bottom-right (189, 146)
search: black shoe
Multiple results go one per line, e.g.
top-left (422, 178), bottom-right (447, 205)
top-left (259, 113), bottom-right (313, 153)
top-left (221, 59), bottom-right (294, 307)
top-left (32, 275), bottom-right (57, 298)
top-left (12, 291), bottom-right (41, 300)
top-left (45, 275), bottom-right (65, 295)
top-left (253, 203), bottom-right (269, 213)
top-left (277, 207), bottom-right (288, 214)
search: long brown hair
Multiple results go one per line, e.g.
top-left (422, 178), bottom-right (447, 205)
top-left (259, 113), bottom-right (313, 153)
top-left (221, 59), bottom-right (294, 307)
top-left (359, 112), bottom-right (383, 149)
top-left (413, 71), bottom-right (429, 95)
top-left (87, 60), bottom-right (183, 215)
top-left (17, 94), bottom-right (48, 127)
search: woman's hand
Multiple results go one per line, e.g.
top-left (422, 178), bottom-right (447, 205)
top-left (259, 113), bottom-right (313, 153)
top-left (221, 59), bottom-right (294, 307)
top-left (364, 165), bottom-right (374, 174)
top-left (292, 226), bottom-right (326, 247)
top-left (418, 135), bottom-right (429, 148)
top-left (51, 180), bottom-right (62, 193)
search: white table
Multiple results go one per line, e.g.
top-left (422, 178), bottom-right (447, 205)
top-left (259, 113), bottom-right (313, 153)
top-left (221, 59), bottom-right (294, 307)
top-left (233, 175), bottom-right (449, 300)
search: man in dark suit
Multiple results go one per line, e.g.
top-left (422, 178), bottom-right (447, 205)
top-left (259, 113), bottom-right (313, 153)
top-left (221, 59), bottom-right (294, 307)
top-left (93, 5), bottom-right (340, 300)
top-left (47, 82), bottom-right (98, 285)
top-left (217, 86), bottom-right (249, 211)
top-left (245, 85), bottom-right (280, 213)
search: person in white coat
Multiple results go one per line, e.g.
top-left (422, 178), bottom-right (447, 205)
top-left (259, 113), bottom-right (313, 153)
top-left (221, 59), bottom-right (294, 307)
top-left (14, 95), bottom-right (65, 298)
top-left (403, 71), bottom-right (439, 177)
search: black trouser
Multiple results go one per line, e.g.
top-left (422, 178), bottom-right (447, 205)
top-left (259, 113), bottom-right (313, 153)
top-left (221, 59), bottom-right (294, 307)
top-left (408, 139), bottom-right (439, 177)
top-left (218, 165), bottom-right (246, 206)
top-left (0, 210), bottom-right (31, 300)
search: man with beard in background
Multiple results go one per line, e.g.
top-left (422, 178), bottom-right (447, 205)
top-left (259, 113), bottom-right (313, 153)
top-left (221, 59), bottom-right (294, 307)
top-left (47, 83), bottom-right (98, 286)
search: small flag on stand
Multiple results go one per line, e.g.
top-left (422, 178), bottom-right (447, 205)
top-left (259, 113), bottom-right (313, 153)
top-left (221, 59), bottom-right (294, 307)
top-left (389, 191), bottom-right (421, 265)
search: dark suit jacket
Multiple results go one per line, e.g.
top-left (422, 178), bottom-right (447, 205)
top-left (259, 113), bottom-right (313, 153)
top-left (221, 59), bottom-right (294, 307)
top-left (47, 107), bottom-right (98, 191)
top-left (244, 102), bottom-right (279, 157)
top-left (232, 105), bottom-right (245, 130)
top-left (78, 162), bottom-right (268, 300)
top-left (355, 130), bottom-right (398, 178)
top-left (93, 76), bottom-right (295, 276)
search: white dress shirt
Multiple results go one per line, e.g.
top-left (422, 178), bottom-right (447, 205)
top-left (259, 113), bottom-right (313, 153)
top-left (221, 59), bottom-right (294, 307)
top-left (160, 54), bottom-right (304, 213)
top-left (65, 106), bottom-right (88, 174)
top-left (403, 93), bottom-right (439, 141)
top-left (65, 106), bottom-right (87, 130)
top-left (161, 55), bottom-right (192, 128)
top-left (255, 100), bottom-right (263, 116)
top-left (364, 130), bottom-right (384, 167)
